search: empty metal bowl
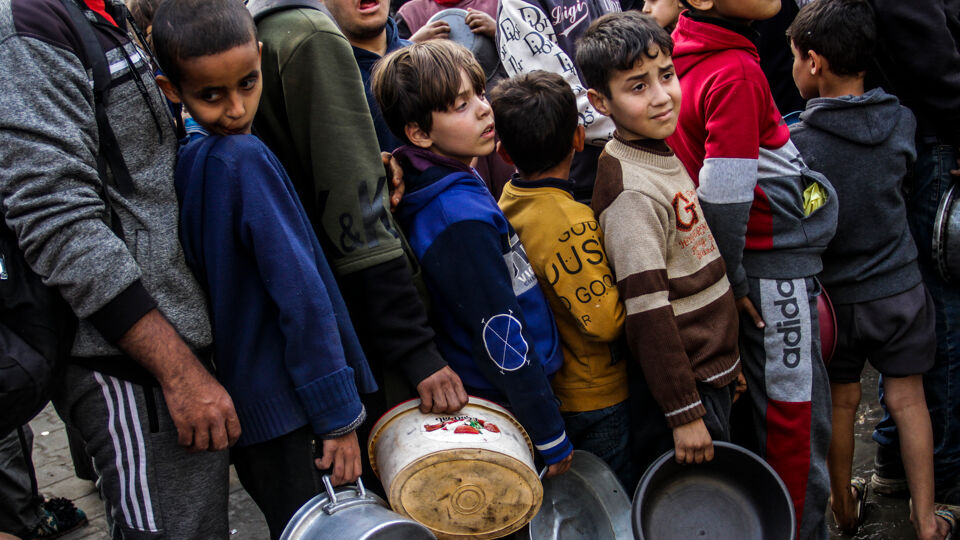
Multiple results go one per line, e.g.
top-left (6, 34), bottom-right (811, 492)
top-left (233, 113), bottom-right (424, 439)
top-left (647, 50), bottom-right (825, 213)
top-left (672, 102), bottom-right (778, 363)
top-left (633, 442), bottom-right (796, 540)
top-left (525, 450), bottom-right (632, 540)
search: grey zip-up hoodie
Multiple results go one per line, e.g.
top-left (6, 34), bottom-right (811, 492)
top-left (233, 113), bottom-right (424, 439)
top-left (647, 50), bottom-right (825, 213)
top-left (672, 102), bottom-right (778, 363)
top-left (0, 0), bottom-right (212, 380)
top-left (790, 88), bottom-right (921, 304)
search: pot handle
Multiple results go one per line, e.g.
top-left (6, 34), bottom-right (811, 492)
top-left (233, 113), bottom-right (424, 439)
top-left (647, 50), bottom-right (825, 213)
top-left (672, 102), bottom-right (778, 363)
top-left (321, 475), bottom-right (372, 515)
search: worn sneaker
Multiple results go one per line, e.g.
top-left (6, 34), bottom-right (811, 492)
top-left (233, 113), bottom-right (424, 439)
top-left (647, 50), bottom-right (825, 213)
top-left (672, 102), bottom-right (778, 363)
top-left (27, 497), bottom-right (88, 539)
top-left (871, 445), bottom-right (909, 497)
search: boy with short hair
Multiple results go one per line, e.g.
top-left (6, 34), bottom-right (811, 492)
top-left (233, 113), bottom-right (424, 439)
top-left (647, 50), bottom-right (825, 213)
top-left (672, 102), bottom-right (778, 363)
top-left (152, 1), bottom-right (377, 536)
top-left (667, 1), bottom-right (839, 538)
top-left (372, 40), bottom-right (575, 475)
top-left (576, 11), bottom-right (741, 471)
top-left (490, 71), bottom-right (632, 486)
top-left (787, 1), bottom-right (954, 538)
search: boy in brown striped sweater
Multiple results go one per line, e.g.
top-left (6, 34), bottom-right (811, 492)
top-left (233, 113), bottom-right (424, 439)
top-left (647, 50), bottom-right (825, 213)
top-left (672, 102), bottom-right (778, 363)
top-left (576, 12), bottom-right (741, 467)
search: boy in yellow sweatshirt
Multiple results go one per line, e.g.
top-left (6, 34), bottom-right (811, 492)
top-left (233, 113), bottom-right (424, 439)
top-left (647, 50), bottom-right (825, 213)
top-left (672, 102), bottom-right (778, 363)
top-left (493, 71), bottom-right (633, 489)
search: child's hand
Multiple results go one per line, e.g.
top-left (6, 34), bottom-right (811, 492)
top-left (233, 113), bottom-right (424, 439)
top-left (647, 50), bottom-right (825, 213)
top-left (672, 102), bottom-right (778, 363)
top-left (544, 450), bottom-right (574, 478)
top-left (736, 296), bottom-right (765, 329)
top-left (410, 20), bottom-right (450, 43)
top-left (732, 373), bottom-right (748, 403)
top-left (672, 418), bottom-right (714, 464)
top-left (381, 152), bottom-right (404, 212)
top-left (315, 431), bottom-right (362, 486)
top-left (465, 9), bottom-right (496, 39)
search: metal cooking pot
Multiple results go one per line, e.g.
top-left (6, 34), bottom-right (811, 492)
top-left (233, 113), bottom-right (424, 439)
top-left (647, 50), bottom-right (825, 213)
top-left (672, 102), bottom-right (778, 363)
top-left (933, 182), bottom-right (960, 282)
top-left (633, 442), bottom-right (796, 540)
top-left (524, 450), bottom-right (632, 540)
top-left (280, 476), bottom-right (437, 540)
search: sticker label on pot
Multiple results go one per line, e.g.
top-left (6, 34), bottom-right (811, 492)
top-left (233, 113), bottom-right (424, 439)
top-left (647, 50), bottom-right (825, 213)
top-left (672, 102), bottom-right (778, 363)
top-left (420, 415), bottom-right (502, 442)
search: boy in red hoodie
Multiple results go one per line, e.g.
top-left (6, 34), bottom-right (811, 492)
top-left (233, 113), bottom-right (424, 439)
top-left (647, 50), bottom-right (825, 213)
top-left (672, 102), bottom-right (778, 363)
top-left (666, 2), bottom-right (838, 539)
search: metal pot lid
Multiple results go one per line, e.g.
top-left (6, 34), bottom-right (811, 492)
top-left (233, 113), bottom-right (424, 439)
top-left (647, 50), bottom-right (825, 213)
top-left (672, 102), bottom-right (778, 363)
top-left (525, 450), bottom-right (632, 540)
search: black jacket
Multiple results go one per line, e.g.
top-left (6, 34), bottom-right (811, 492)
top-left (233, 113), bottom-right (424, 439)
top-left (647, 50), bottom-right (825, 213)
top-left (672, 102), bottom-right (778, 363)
top-left (868, 0), bottom-right (960, 145)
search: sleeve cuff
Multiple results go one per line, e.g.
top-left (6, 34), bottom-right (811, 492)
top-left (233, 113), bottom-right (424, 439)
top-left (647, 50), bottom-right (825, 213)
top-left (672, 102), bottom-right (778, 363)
top-left (297, 366), bottom-right (365, 436)
top-left (87, 280), bottom-right (157, 343)
top-left (535, 431), bottom-right (574, 465)
top-left (664, 400), bottom-right (707, 429)
top-left (320, 405), bottom-right (366, 439)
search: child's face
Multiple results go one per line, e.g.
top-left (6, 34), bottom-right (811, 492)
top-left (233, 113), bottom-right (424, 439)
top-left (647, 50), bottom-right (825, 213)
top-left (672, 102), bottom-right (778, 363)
top-left (159, 41), bottom-right (262, 137)
top-left (642, 0), bottom-right (683, 32)
top-left (588, 48), bottom-right (681, 141)
top-left (790, 42), bottom-right (818, 100)
top-left (695, 0), bottom-right (780, 23)
top-left (411, 70), bottom-right (495, 166)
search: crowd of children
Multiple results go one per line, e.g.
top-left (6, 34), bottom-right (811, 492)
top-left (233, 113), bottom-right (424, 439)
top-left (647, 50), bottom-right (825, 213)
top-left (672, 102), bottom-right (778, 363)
top-left (2, 0), bottom-right (959, 538)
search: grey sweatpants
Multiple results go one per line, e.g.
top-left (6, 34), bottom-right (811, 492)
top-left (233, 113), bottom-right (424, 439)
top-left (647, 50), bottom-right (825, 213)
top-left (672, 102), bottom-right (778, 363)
top-left (739, 276), bottom-right (831, 540)
top-left (0, 426), bottom-right (43, 537)
top-left (53, 364), bottom-right (229, 539)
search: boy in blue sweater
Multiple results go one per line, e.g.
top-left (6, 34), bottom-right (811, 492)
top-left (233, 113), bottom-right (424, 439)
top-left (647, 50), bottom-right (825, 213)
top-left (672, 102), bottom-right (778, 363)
top-left (152, 1), bottom-right (377, 537)
top-left (372, 40), bottom-right (574, 476)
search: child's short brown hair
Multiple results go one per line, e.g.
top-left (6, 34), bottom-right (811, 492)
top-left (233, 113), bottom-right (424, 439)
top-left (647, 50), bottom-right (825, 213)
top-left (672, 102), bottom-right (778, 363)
top-left (372, 40), bottom-right (486, 145)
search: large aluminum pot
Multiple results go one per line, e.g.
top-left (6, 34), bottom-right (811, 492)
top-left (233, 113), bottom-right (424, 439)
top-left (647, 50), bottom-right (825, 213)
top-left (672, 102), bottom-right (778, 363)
top-left (524, 450), bottom-right (632, 540)
top-left (368, 397), bottom-right (542, 540)
top-left (934, 182), bottom-right (960, 281)
top-left (280, 476), bottom-right (437, 540)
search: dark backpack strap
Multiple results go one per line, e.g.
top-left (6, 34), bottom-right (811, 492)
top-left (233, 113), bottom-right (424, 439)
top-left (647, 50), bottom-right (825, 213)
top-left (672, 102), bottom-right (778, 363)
top-left (59, 0), bottom-right (134, 241)
top-left (59, 0), bottom-right (136, 207)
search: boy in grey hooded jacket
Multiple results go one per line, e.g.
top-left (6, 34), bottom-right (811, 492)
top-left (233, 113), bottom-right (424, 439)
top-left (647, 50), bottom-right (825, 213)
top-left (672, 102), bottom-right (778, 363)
top-left (787, 1), bottom-right (954, 538)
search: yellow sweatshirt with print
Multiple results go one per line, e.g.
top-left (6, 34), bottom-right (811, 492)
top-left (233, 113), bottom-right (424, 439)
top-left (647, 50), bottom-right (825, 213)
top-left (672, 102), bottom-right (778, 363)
top-left (499, 179), bottom-right (628, 412)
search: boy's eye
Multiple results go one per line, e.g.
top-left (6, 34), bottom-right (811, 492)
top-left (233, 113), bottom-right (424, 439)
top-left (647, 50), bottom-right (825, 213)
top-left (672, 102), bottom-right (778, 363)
top-left (199, 90), bottom-right (222, 102)
top-left (632, 83), bottom-right (646, 92)
top-left (240, 76), bottom-right (258, 90)
top-left (456, 101), bottom-right (468, 111)
top-left (662, 71), bottom-right (674, 81)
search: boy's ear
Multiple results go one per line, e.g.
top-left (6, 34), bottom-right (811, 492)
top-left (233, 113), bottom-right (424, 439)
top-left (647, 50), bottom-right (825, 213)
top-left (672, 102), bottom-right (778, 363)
top-left (573, 124), bottom-right (585, 153)
top-left (685, 0), bottom-right (713, 10)
top-left (808, 49), bottom-right (827, 76)
top-left (587, 88), bottom-right (611, 118)
top-left (495, 141), bottom-right (515, 166)
top-left (155, 75), bottom-right (182, 105)
top-left (405, 122), bottom-right (433, 150)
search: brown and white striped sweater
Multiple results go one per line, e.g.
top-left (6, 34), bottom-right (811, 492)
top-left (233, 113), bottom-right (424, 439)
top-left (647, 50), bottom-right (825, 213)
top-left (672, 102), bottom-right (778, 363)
top-left (592, 135), bottom-right (741, 428)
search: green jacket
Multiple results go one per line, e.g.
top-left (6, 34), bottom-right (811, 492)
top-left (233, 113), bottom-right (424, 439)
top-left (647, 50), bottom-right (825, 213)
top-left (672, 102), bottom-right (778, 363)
top-left (253, 6), bottom-right (448, 387)
top-left (254, 8), bottom-right (401, 274)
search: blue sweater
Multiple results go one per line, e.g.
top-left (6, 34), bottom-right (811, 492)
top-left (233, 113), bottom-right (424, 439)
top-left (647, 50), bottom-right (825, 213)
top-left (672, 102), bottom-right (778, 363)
top-left (393, 147), bottom-right (572, 464)
top-left (354, 18), bottom-right (410, 152)
top-left (175, 133), bottom-right (377, 447)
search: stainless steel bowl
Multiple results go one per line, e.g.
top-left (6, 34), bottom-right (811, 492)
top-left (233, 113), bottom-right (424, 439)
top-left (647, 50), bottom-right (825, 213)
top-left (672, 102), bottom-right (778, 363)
top-left (524, 450), bottom-right (633, 540)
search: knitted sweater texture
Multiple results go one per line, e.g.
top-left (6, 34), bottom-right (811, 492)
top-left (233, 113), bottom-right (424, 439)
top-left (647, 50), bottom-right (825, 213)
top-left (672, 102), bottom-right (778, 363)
top-left (592, 136), bottom-right (741, 428)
